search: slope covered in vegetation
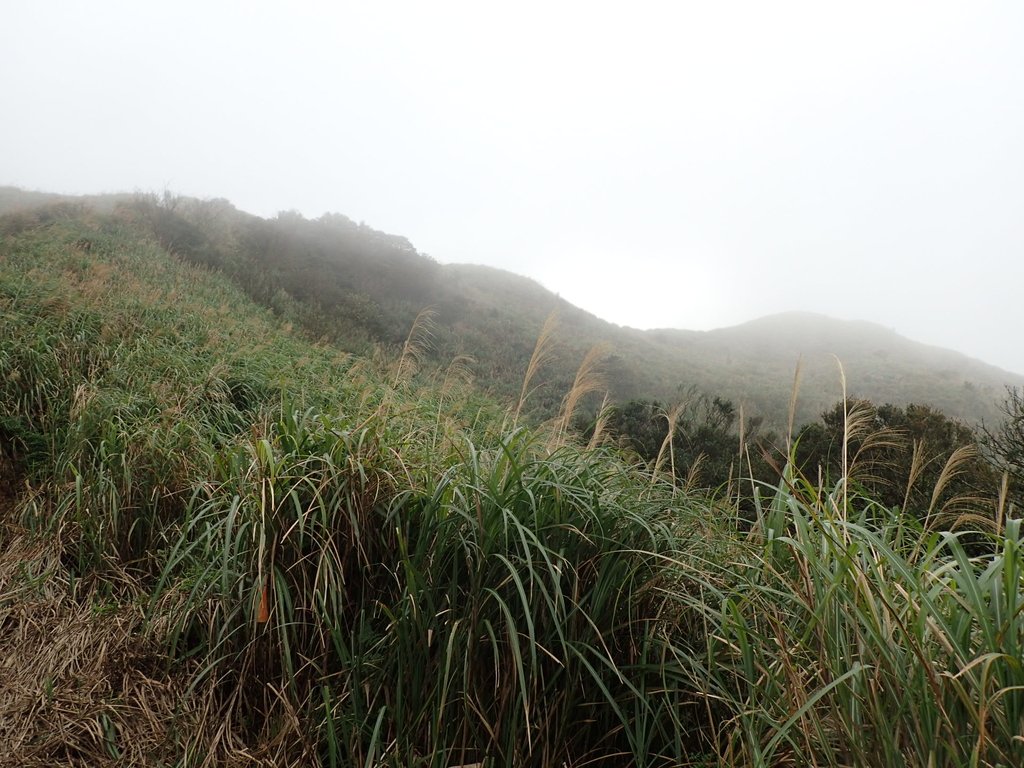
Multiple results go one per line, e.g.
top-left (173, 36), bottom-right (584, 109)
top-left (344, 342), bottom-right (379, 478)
top-left (2, 187), bottom-right (1019, 430)
top-left (1, 200), bottom-right (1023, 767)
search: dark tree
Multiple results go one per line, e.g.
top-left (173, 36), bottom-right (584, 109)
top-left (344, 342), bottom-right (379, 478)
top-left (984, 387), bottom-right (1024, 484)
top-left (605, 393), bottom-right (777, 492)
top-left (606, 399), bottom-right (667, 463)
top-left (796, 399), bottom-right (999, 523)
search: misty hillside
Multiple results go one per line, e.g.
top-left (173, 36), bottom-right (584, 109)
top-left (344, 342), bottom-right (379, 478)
top-left (7, 182), bottom-right (1024, 768)
top-left (645, 312), bottom-right (1022, 428)
top-left (2, 186), bottom-right (1019, 428)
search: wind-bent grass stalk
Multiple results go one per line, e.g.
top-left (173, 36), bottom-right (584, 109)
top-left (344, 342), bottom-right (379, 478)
top-left (550, 344), bottom-right (608, 449)
top-left (587, 391), bottom-right (613, 450)
top-left (652, 403), bottom-right (683, 490)
top-left (513, 311), bottom-right (559, 427)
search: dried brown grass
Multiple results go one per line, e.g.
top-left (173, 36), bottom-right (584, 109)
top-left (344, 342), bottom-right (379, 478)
top-left (586, 392), bottom-right (612, 450)
top-left (0, 525), bottom-right (180, 766)
top-left (0, 518), bottom-right (307, 767)
top-left (513, 310), bottom-right (559, 425)
top-left (652, 402), bottom-right (684, 489)
top-left (549, 344), bottom-right (608, 450)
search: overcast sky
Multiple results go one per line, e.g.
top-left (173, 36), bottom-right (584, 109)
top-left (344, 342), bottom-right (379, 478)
top-left (3, 2), bottom-right (1023, 374)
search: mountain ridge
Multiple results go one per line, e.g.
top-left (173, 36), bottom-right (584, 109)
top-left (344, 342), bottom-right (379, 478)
top-left (1, 186), bottom-right (1019, 429)
top-left (426, 252), bottom-right (1021, 426)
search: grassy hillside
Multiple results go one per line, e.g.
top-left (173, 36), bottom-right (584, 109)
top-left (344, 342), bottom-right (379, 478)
top-left (3, 196), bottom-right (1024, 767)
top-left (3, 187), bottom-right (1019, 431)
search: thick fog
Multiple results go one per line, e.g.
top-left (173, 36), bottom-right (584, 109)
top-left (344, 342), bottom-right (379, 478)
top-left (3, 1), bottom-right (1022, 373)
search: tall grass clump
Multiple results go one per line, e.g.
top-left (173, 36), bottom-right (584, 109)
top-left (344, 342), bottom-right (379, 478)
top-left (670, 457), bottom-right (1024, 767)
top-left (156, 407), bottom-right (722, 766)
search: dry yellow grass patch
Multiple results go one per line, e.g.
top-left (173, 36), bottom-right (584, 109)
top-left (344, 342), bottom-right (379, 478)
top-left (0, 529), bottom-right (179, 766)
top-left (0, 513), bottom-right (315, 767)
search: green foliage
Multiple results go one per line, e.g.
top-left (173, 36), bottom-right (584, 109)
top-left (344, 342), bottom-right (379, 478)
top-left (604, 393), bottom-right (778, 496)
top-left (673, 473), bottom-right (1024, 767)
top-left (122, 193), bottom-right (440, 350)
top-left (0, 212), bottom-right (359, 575)
top-left (984, 386), bottom-right (1024, 496)
top-left (606, 399), bottom-right (667, 461)
top-left (3, 198), bottom-right (1024, 767)
top-left (796, 399), bottom-right (1000, 527)
top-left (158, 413), bottom-right (715, 766)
